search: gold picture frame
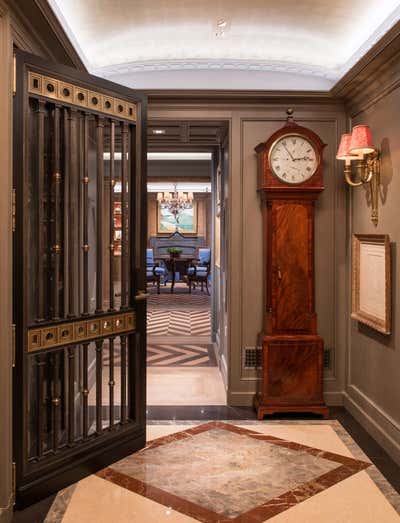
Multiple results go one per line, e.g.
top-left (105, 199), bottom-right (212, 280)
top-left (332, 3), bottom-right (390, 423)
top-left (157, 201), bottom-right (198, 235)
top-left (351, 234), bottom-right (391, 334)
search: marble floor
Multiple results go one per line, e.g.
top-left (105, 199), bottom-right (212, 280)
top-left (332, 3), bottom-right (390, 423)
top-left (43, 420), bottom-right (400, 523)
top-left (147, 367), bottom-right (227, 405)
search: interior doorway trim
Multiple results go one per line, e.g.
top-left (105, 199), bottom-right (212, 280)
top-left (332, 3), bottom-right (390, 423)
top-left (0, 4), bottom-right (13, 522)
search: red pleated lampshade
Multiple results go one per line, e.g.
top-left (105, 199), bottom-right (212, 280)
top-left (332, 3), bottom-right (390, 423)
top-left (349, 125), bottom-right (375, 155)
top-left (336, 133), bottom-right (352, 159)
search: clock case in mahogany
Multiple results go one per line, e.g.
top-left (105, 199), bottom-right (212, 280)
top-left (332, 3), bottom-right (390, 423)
top-left (254, 116), bottom-right (329, 419)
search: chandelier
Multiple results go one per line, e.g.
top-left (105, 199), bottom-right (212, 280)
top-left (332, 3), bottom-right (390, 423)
top-left (157, 184), bottom-right (194, 222)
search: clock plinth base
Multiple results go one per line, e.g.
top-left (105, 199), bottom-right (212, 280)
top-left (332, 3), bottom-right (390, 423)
top-left (255, 334), bottom-right (328, 420)
top-left (254, 394), bottom-right (329, 420)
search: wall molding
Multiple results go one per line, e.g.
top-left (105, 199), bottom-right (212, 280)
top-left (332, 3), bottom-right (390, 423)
top-left (94, 58), bottom-right (334, 79)
top-left (0, 491), bottom-right (13, 523)
top-left (332, 20), bottom-right (400, 116)
top-left (344, 386), bottom-right (400, 466)
top-left (0, 4), bottom-right (13, 521)
top-left (6, 0), bottom-right (86, 70)
top-left (228, 390), bottom-right (344, 407)
top-left (147, 90), bottom-right (341, 108)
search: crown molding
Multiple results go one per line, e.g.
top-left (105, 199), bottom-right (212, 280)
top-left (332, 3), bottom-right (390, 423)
top-left (146, 89), bottom-right (342, 107)
top-left (332, 20), bottom-right (400, 116)
top-left (7, 0), bottom-right (86, 70)
top-left (93, 58), bottom-right (335, 80)
top-left (33, 0), bottom-right (86, 70)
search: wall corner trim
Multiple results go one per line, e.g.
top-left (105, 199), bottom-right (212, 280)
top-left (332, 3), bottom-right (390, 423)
top-left (0, 492), bottom-right (13, 523)
top-left (343, 386), bottom-right (400, 466)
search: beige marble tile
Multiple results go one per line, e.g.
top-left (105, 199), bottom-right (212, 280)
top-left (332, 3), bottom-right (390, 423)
top-left (88, 367), bottom-right (226, 407)
top-left (269, 471), bottom-right (400, 522)
top-left (61, 475), bottom-right (197, 523)
top-left (147, 367), bottom-right (226, 405)
top-left (147, 424), bottom-right (195, 442)
top-left (243, 424), bottom-right (400, 522)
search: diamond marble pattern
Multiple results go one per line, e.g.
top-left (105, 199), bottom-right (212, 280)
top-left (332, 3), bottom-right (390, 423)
top-left (97, 421), bottom-right (370, 522)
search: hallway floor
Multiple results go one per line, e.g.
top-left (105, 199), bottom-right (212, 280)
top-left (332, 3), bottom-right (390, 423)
top-left (12, 408), bottom-right (400, 523)
top-left (147, 282), bottom-right (226, 406)
top-left (42, 418), bottom-right (400, 522)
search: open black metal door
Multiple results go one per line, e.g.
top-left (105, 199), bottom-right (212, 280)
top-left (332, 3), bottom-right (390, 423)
top-left (13, 51), bottom-right (147, 507)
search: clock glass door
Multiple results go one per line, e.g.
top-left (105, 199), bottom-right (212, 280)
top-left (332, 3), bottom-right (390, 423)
top-left (13, 51), bottom-right (147, 506)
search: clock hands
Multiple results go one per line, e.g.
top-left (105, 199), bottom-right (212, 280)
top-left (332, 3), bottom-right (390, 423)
top-left (283, 144), bottom-right (295, 161)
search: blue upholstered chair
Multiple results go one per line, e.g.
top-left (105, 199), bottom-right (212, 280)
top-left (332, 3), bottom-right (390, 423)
top-left (187, 248), bottom-right (211, 295)
top-left (146, 248), bottom-right (166, 294)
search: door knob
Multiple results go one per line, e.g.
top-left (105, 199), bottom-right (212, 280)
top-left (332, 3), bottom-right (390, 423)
top-left (134, 290), bottom-right (150, 301)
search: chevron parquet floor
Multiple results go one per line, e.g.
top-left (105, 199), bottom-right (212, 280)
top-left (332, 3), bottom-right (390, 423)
top-left (147, 343), bottom-right (216, 366)
top-left (147, 309), bottom-right (211, 336)
top-left (147, 282), bottom-right (211, 337)
top-left (146, 281), bottom-right (213, 369)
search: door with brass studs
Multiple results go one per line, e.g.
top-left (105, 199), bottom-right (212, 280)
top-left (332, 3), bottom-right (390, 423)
top-left (13, 51), bottom-right (148, 507)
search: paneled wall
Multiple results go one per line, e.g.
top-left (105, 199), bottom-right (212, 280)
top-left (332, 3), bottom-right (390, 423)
top-left (336, 35), bottom-right (400, 465)
top-left (148, 98), bottom-right (347, 406)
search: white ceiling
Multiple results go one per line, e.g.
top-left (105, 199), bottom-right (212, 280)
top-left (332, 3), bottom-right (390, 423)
top-left (49, 0), bottom-right (400, 90)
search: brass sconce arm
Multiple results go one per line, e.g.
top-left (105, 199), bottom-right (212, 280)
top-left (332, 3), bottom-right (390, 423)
top-left (344, 163), bottom-right (363, 187)
top-left (342, 150), bottom-right (381, 226)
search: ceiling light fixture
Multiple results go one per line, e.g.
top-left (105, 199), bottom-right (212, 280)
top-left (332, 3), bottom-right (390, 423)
top-left (216, 18), bottom-right (229, 38)
top-left (152, 129), bottom-right (166, 135)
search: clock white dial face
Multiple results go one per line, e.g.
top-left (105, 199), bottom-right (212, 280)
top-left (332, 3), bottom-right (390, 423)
top-left (269, 135), bottom-right (319, 184)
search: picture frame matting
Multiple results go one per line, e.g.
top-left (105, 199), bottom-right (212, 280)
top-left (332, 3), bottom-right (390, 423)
top-left (351, 233), bottom-right (391, 335)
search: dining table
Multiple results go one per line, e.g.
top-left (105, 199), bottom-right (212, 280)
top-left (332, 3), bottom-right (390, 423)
top-left (156, 255), bottom-right (195, 293)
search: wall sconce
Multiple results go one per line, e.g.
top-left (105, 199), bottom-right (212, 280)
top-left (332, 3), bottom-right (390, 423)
top-left (336, 125), bottom-right (380, 226)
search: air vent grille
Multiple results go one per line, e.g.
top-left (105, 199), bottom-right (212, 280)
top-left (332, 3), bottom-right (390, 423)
top-left (243, 346), bottom-right (262, 369)
top-left (323, 347), bottom-right (333, 369)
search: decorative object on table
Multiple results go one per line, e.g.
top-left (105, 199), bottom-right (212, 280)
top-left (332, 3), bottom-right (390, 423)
top-left (351, 234), bottom-right (391, 334)
top-left (187, 248), bottom-right (211, 295)
top-left (167, 247), bottom-right (183, 259)
top-left (254, 108), bottom-right (329, 419)
top-left (336, 125), bottom-right (381, 226)
top-left (146, 248), bottom-right (167, 294)
top-left (157, 184), bottom-right (197, 234)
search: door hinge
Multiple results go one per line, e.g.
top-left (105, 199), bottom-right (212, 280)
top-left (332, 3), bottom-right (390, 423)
top-left (12, 188), bottom-right (16, 232)
top-left (12, 324), bottom-right (16, 367)
top-left (13, 53), bottom-right (16, 96)
top-left (12, 462), bottom-right (16, 505)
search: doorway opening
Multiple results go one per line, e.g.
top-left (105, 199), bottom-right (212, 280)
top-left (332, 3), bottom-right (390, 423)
top-left (145, 120), bottom-right (229, 407)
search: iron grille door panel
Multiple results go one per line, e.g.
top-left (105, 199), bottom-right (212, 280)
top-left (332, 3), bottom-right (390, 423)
top-left (13, 51), bottom-right (147, 507)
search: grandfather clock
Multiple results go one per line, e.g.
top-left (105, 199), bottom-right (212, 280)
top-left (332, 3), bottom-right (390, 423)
top-left (254, 109), bottom-right (329, 419)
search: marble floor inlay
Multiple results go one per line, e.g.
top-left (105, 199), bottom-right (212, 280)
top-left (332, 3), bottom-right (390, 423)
top-left (97, 421), bottom-right (370, 522)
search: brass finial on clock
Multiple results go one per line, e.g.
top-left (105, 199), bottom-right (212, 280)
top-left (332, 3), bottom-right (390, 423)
top-left (286, 108), bottom-right (294, 121)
